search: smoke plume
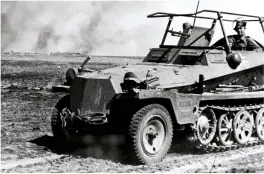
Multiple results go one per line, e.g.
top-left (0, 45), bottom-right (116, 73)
top-left (3, 1), bottom-right (262, 56)
top-left (36, 25), bottom-right (54, 52)
top-left (1, 1), bottom-right (163, 56)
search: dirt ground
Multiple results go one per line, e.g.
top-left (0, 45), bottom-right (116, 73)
top-left (1, 55), bottom-right (264, 173)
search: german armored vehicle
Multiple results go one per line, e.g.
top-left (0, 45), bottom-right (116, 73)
top-left (51, 9), bottom-right (264, 164)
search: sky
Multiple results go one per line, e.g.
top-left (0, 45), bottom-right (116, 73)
top-left (1, 0), bottom-right (264, 56)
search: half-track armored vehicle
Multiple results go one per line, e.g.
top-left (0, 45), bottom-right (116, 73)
top-left (51, 9), bottom-right (264, 164)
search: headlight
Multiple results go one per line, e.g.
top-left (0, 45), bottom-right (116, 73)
top-left (66, 68), bottom-right (77, 85)
top-left (226, 52), bottom-right (242, 69)
top-left (121, 72), bottom-right (141, 92)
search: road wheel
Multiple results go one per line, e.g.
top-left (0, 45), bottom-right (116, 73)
top-left (255, 108), bottom-right (264, 141)
top-left (51, 95), bottom-right (73, 139)
top-left (233, 110), bottom-right (253, 144)
top-left (217, 113), bottom-right (234, 146)
top-left (128, 104), bottom-right (173, 164)
top-left (195, 109), bottom-right (217, 145)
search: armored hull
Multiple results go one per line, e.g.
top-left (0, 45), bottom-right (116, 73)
top-left (51, 9), bottom-right (264, 164)
top-left (69, 49), bottom-right (263, 116)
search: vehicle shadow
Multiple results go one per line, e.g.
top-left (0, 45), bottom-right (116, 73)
top-left (30, 132), bottom-right (206, 165)
top-left (169, 131), bottom-right (205, 155)
top-left (30, 134), bottom-right (130, 164)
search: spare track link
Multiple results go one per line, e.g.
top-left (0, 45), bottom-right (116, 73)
top-left (191, 103), bottom-right (264, 153)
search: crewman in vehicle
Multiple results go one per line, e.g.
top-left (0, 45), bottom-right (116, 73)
top-left (213, 20), bottom-right (262, 51)
top-left (229, 20), bottom-right (262, 50)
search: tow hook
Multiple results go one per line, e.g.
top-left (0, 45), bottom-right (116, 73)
top-left (60, 108), bottom-right (76, 126)
top-left (61, 108), bottom-right (108, 125)
top-left (84, 113), bottom-right (108, 125)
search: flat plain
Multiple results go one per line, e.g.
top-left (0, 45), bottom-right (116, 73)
top-left (1, 54), bottom-right (264, 173)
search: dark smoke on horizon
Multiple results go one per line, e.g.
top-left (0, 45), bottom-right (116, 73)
top-left (1, 1), bottom-right (157, 56)
top-left (36, 25), bottom-right (54, 52)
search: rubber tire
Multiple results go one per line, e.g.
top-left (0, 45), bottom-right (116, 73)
top-left (51, 95), bottom-right (71, 139)
top-left (128, 104), bottom-right (173, 164)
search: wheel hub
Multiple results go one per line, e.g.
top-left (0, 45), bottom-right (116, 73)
top-left (145, 126), bottom-right (159, 146)
top-left (142, 116), bottom-right (166, 155)
top-left (198, 116), bottom-right (210, 132)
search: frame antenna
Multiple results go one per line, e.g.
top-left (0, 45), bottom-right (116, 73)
top-left (192, 0), bottom-right (200, 27)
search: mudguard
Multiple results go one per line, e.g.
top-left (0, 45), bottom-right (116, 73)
top-left (118, 90), bottom-right (201, 124)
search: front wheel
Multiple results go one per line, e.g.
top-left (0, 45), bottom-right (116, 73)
top-left (51, 95), bottom-right (75, 139)
top-left (128, 104), bottom-right (173, 164)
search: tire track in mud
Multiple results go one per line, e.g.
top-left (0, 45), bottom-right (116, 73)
top-left (164, 144), bottom-right (264, 173)
top-left (2, 144), bottom-right (264, 172)
top-left (1, 154), bottom-right (65, 170)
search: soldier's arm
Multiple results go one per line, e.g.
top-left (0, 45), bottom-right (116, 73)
top-left (227, 36), bottom-right (237, 50)
top-left (246, 37), bottom-right (262, 51)
top-left (212, 36), bottom-right (235, 49)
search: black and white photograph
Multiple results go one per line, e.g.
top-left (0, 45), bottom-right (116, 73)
top-left (1, 0), bottom-right (264, 172)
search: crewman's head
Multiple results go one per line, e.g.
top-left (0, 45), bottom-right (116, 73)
top-left (234, 20), bottom-right (246, 36)
top-left (182, 22), bottom-right (192, 30)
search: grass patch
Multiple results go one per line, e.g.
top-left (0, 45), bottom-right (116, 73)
top-left (1, 59), bottom-right (119, 88)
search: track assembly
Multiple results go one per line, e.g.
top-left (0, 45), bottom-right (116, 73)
top-left (192, 104), bottom-right (264, 152)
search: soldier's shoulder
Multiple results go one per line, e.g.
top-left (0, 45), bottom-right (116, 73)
top-left (246, 36), bottom-right (255, 40)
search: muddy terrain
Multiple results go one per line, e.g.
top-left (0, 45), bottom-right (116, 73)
top-left (1, 55), bottom-right (264, 173)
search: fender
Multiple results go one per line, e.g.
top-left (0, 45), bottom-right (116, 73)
top-left (117, 90), bottom-right (201, 124)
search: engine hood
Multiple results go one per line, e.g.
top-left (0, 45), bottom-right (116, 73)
top-left (77, 63), bottom-right (194, 93)
top-left (69, 63), bottom-right (190, 115)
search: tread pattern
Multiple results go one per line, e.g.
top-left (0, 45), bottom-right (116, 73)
top-left (51, 95), bottom-right (70, 138)
top-left (128, 104), bottom-right (173, 164)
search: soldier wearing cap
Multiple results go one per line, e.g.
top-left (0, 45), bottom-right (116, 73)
top-left (228, 20), bottom-right (261, 51)
top-left (213, 20), bottom-right (262, 51)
